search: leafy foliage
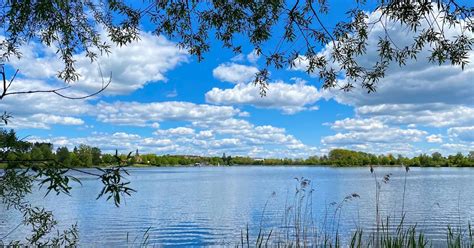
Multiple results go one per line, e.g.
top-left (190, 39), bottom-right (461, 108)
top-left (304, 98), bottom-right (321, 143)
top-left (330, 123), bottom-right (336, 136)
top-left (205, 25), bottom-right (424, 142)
top-left (0, 0), bottom-right (139, 82)
top-left (0, 128), bottom-right (135, 245)
top-left (0, 169), bottom-right (78, 246)
top-left (1, 1), bottom-right (472, 94)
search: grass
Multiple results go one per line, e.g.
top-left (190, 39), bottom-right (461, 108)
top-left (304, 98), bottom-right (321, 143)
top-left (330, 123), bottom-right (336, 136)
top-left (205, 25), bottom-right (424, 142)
top-left (236, 168), bottom-right (474, 248)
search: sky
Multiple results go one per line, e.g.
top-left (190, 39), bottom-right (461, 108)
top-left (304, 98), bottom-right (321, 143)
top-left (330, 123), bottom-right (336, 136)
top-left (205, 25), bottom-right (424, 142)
top-left (1, 2), bottom-right (473, 158)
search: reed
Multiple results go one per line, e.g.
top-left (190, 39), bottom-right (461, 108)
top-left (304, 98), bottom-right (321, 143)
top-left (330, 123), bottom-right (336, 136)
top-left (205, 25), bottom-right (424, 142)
top-left (237, 168), bottom-right (473, 248)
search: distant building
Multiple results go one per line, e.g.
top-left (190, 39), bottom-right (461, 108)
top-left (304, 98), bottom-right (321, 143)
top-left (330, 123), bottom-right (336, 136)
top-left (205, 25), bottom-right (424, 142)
top-left (254, 158), bottom-right (264, 162)
top-left (135, 149), bottom-right (142, 163)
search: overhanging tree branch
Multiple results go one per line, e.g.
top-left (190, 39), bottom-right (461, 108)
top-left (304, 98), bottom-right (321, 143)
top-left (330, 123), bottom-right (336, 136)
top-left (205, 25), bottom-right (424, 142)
top-left (0, 64), bottom-right (111, 100)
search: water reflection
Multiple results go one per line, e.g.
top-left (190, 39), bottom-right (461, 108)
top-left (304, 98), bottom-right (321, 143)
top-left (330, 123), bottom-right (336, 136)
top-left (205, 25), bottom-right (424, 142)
top-left (1, 166), bottom-right (473, 246)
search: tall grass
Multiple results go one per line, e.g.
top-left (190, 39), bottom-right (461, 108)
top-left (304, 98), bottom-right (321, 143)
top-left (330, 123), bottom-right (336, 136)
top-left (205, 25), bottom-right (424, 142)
top-left (446, 223), bottom-right (473, 248)
top-left (237, 168), bottom-right (474, 248)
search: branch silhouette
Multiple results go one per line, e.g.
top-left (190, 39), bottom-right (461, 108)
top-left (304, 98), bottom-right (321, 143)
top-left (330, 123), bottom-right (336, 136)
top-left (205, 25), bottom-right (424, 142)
top-left (0, 64), bottom-right (111, 100)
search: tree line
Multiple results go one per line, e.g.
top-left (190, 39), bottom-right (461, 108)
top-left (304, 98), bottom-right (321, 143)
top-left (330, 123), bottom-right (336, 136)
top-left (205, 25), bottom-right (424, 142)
top-left (2, 129), bottom-right (473, 168)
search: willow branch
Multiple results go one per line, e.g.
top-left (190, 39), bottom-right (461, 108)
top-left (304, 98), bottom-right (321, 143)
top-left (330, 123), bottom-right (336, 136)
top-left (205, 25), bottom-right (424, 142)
top-left (0, 65), bottom-right (112, 100)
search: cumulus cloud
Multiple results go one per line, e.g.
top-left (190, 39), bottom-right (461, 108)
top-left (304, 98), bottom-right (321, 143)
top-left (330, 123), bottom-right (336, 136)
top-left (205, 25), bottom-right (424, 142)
top-left (212, 63), bottom-right (259, 84)
top-left (0, 79), bottom-right (91, 116)
top-left (6, 7), bottom-right (472, 157)
top-left (290, 9), bottom-right (473, 112)
top-left (95, 101), bottom-right (246, 126)
top-left (5, 40), bottom-right (62, 79)
top-left (330, 118), bottom-right (386, 131)
top-left (355, 104), bottom-right (474, 128)
top-left (246, 50), bottom-right (260, 63)
top-left (31, 118), bottom-right (319, 158)
top-left (320, 10), bottom-right (474, 129)
top-left (9, 114), bottom-right (84, 129)
top-left (322, 128), bottom-right (427, 145)
top-left (29, 132), bottom-right (175, 154)
top-left (315, 8), bottom-right (474, 154)
top-left (441, 143), bottom-right (474, 154)
top-left (230, 50), bottom-right (261, 64)
top-left (1, 22), bottom-right (321, 158)
top-left (1, 30), bottom-right (190, 129)
top-left (0, 78), bottom-right (91, 129)
top-left (322, 117), bottom-right (429, 155)
top-left (154, 127), bottom-right (195, 136)
top-left (7, 31), bottom-right (188, 95)
top-left (448, 127), bottom-right (474, 143)
top-left (426, 134), bottom-right (443, 143)
top-left (206, 79), bottom-right (321, 114)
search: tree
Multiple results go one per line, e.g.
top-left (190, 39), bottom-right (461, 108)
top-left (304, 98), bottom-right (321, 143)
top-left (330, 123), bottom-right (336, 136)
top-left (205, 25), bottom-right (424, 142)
top-left (431, 152), bottom-right (445, 167)
top-left (101, 153), bottom-right (115, 164)
top-left (0, 1), bottom-right (472, 95)
top-left (468, 151), bottom-right (474, 161)
top-left (77, 144), bottom-right (93, 167)
top-left (222, 153), bottom-right (233, 165)
top-left (432, 152), bottom-right (443, 161)
top-left (36, 143), bottom-right (54, 160)
top-left (91, 147), bottom-right (102, 165)
top-left (30, 146), bottom-right (43, 161)
top-left (0, 129), bottom-right (135, 245)
top-left (70, 152), bottom-right (82, 167)
top-left (56, 146), bottom-right (71, 167)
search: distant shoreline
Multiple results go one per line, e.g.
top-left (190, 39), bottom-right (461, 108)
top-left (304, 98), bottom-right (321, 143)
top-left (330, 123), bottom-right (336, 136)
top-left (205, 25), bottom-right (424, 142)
top-left (121, 163), bottom-right (474, 168)
top-left (2, 163), bottom-right (474, 170)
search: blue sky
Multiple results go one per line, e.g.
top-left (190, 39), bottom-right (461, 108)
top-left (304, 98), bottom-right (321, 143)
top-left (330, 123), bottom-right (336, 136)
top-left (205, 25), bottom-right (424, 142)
top-left (1, 2), bottom-right (473, 158)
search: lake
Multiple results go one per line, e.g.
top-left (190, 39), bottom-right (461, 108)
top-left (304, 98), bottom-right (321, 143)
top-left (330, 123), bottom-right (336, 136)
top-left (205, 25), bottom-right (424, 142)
top-left (1, 166), bottom-right (474, 246)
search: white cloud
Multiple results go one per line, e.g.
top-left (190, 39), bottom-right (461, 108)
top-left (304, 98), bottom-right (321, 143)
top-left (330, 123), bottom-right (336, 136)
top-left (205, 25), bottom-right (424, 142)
top-left (192, 118), bottom-right (319, 157)
top-left (330, 118), bottom-right (386, 131)
top-left (205, 79), bottom-right (321, 114)
top-left (0, 79), bottom-right (91, 129)
top-left (426, 134), bottom-right (443, 143)
top-left (31, 118), bottom-right (320, 158)
top-left (29, 114), bottom-right (83, 125)
top-left (154, 127), bottom-right (195, 136)
top-left (212, 63), bottom-right (259, 84)
top-left (95, 101), bottom-right (245, 126)
top-left (246, 50), bottom-right (260, 63)
top-left (197, 130), bottom-right (214, 139)
top-left (6, 41), bottom-right (62, 79)
top-left (230, 54), bottom-right (245, 62)
top-left (112, 132), bottom-right (141, 140)
top-left (9, 114), bottom-right (84, 129)
top-left (314, 8), bottom-right (474, 154)
top-left (322, 128), bottom-right (427, 145)
top-left (7, 31), bottom-right (188, 95)
top-left (448, 127), bottom-right (474, 143)
top-left (6, 6), bottom-right (472, 158)
top-left (30, 132), bottom-right (175, 153)
top-left (75, 32), bottom-right (188, 94)
top-left (165, 89), bottom-right (178, 98)
top-left (354, 104), bottom-right (474, 128)
top-left (441, 143), bottom-right (474, 154)
top-left (0, 79), bottom-right (91, 116)
top-left (317, 10), bottom-right (474, 129)
top-left (230, 50), bottom-right (260, 64)
top-left (321, 116), bottom-right (428, 155)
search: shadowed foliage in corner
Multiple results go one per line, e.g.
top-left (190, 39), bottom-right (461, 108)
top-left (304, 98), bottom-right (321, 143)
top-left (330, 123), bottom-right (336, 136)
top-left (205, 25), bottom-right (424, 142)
top-left (0, 125), bottom-right (136, 245)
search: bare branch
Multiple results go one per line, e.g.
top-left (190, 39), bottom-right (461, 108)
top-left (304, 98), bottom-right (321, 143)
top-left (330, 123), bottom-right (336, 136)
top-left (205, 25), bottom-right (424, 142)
top-left (0, 64), bottom-right (111, 100)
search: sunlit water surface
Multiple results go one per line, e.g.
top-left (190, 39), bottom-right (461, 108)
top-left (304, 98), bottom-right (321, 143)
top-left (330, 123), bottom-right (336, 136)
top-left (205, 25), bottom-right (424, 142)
top-left (1, 166), bottom-right (473, 247)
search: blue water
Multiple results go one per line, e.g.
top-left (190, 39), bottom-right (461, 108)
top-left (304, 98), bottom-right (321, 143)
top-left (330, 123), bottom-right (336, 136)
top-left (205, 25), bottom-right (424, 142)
top-left (1, 166), bottom-right (474, 246)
